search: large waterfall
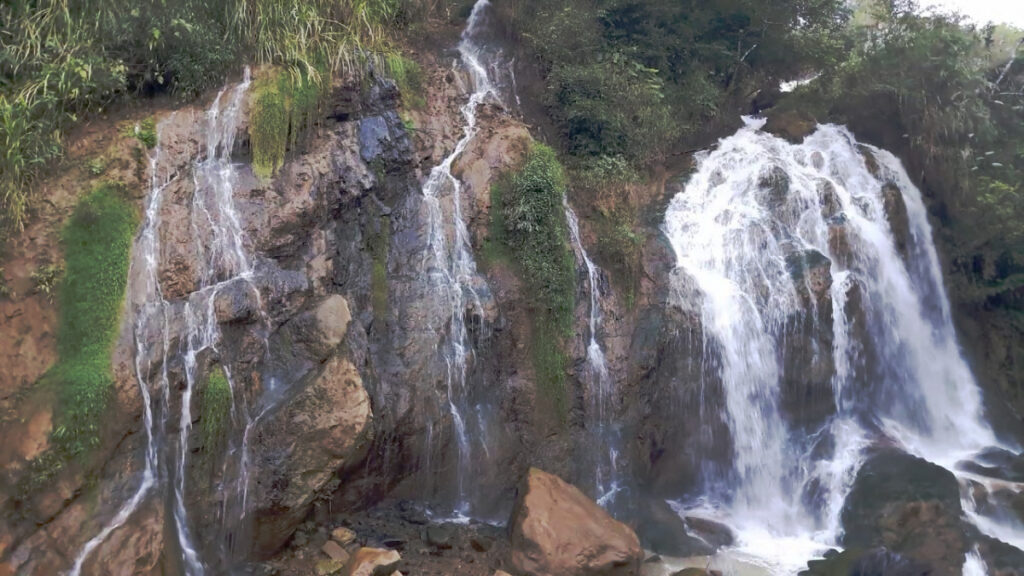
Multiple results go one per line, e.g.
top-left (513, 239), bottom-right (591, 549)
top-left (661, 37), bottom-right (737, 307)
top-left (663, 118), bottom-right (1017, 572)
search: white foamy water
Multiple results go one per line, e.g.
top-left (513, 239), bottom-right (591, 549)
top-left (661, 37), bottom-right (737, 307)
top-left (663, 118), bottom-right (1017, 572)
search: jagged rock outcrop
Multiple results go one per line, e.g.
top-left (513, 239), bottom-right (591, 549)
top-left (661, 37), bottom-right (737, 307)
top-left (509, 468), bottom-right (643, 576)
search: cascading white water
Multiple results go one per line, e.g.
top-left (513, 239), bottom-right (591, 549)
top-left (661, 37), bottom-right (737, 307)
top-left (170, 70), bottom-right (254, 575)
top-left (663, 118), bottom-right (1016, 573)
top-left (67, 116), bottom-right (174, 576)
top-left (564, 200), bottom-right (622, 505)
top-left (421, 0), bottom-right (503, 517)
top-left (68, 70), bottom-right (261, 576)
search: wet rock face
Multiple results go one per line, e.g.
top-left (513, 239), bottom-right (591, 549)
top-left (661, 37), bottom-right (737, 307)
top-left (841, 450), bottom-right (967, 576)
top-left (509, 468), bottom-right (643, 576)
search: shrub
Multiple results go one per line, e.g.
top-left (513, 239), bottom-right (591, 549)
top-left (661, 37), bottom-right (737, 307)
top-left (30, 263), bottom-right (63, 301)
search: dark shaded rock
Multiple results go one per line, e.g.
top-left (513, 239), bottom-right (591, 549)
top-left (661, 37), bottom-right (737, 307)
top-left (801, 547), bottom-right (931, 576)
top-left (683, 516), bottom-right (734, 550)
top-left (842, 450), bottom-right (965, 576)
top-left (632, 498), bottom-right (714, 558)
top-left (765, 109), bottom-right (817, 143)
top-left (423, 525), bottom-right (454, 550)
top-left (758, 165), bottom-right (791, 206)
top-left (957, 446), bottom-right (1024, 483)
top-left (214, 277), bottom-right (260, 324)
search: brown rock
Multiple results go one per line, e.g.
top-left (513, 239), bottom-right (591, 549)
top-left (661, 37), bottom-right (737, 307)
top-left (342, 547), bottom-right (401, 576)
top-left (323, 540), bottom-right (351, 563)
top-left (881, 182), bottom-right (911, 261)
top-left (494, 571), bottom-right (514, 576)
top-left (332, 526), bottom-right (358, 547)
top-left (764, 109), bottom-right (817, 143)
top-left (509, 468), bottom-right (643, 576)
top-left (251, 355), bottom-right (374, 555)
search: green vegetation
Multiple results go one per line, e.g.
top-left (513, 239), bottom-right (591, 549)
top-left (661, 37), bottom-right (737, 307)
top-left (50, 184), bottom-right (137, 456)
top-left (386, 53), bottom-right (427, 109)
top-left (250, 67), bottom-right (329, 178)
top-left (503, 0), bottom-right (849, 166)
top-left (19, 184), bottom-right (137, 492)
top-left (121, 117), bottom-right (158, 149)
top-left (493, 144), bottom-right (576, 418)
top-left (30, 262), bottom-right (63, 301)
top-left (0, 0), bottom-right (458, 230)
top-left (196, 365), bottom-right (233, 480)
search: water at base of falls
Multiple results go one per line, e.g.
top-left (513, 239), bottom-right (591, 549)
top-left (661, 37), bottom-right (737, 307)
top-left (663, 117), bottom-right (1021, 573)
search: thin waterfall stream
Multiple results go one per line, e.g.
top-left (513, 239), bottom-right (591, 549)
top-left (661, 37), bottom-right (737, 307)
top-left (564, 199), bottom-right (623, 506)
top-left (421, 0), bottom-right (505, 519)
top-left (69, 69), bottom-right (272, 575)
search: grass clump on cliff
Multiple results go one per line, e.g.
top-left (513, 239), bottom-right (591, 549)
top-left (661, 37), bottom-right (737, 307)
top-left (196, 365), bottom-right (233, 480)
top-left (494, 144), bottom-right (576, 419)
top-left (250, 67), bottom-right (329, 179)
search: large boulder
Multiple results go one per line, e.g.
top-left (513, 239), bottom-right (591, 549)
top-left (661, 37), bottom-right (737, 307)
top-left (841, 450), bottom-right (966, 576)
top-left (509, 468), bottom-right (643, 576)
top-left (250, 354), bottom-right (374, 555)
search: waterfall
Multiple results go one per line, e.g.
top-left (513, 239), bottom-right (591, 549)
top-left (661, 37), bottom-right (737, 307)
top-left (662, 118), bottom-right (1012, 572)
top-left (69, 69), bottom-right (263, 575)
top-left (564, 199), bottom-right (622, 505)
top-left (421, 0), bottom-right (503, 518)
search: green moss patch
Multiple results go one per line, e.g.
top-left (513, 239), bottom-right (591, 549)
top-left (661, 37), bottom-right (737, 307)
top-left (195, 365), bottom-right (233, 481)
top-left (49, 185), bottom-right (137, 455)
top-left (386, 53), bottom-right (426, 110)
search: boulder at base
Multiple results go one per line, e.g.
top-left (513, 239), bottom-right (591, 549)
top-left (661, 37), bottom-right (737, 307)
top-left (509, 468), bottom-right (643, 576)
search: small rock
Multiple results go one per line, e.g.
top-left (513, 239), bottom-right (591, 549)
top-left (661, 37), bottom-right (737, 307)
top-left (342, 547), bottom-right (401, 576)
top-left (423, 525), bottom-right (453, 550)
top-left (494, 571), bottom-right (514, 576)
top-left (469, 535), bottom-right (492, 552)
top-left (323, 540), bottom-right (351, 563)
top-left (332, 526), bottom-right (358, 547)
top-left (316, 558), bottom-right (346, 576)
